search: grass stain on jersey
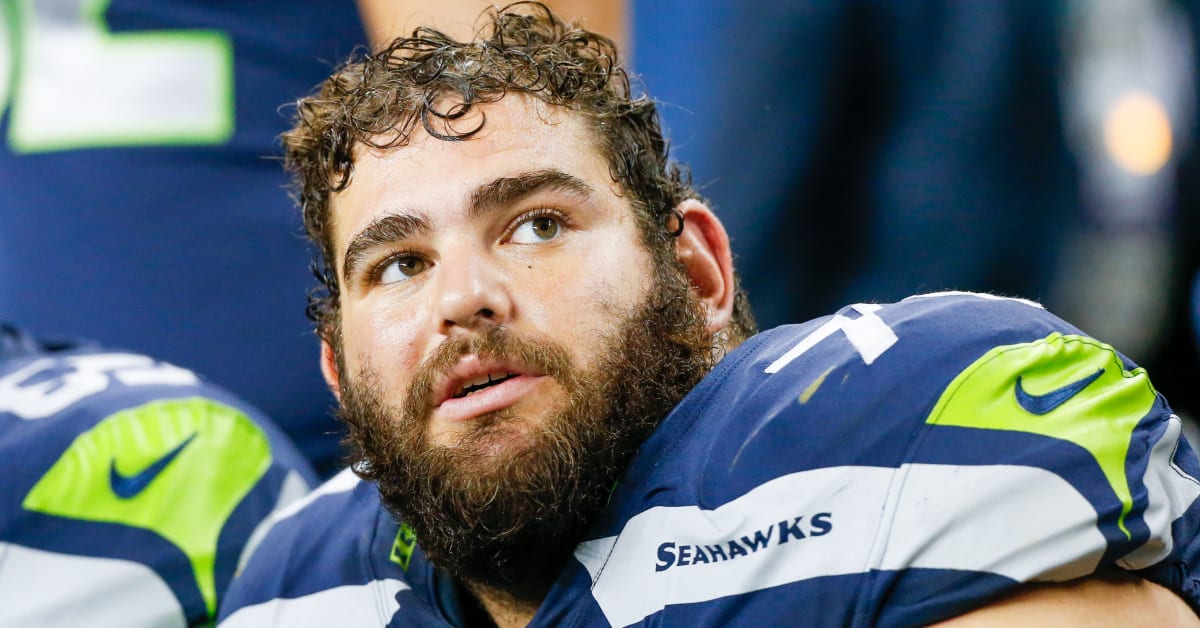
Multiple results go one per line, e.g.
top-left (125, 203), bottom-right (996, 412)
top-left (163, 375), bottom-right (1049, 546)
top-left (22, 397), bottom-right (272, 617)
top-left (925, 332), bottom-right (1157, 539)
top-left (799, 365), bottom-right (835, 405)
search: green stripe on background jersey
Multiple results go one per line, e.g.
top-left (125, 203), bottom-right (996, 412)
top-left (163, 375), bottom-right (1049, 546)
top-left (22, 397), bottom-right (272, 618)
top-left (926, 332), bottom-right (1158, 538)
top-left (6, 0), bottom-right (234, 153)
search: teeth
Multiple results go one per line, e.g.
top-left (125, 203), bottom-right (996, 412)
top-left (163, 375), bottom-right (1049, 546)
top-left (454, 372), bottom-right (516, 398)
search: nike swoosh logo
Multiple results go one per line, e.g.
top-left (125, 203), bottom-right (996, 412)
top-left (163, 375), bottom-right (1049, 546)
top-left (1015, 368), bottom-right (1105, 415)
top-left (109, 433), bottom-right (197, 499)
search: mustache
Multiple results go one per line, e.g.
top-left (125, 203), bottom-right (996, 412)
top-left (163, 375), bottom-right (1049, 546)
top-left (403, 326), bottom-right (577, 419)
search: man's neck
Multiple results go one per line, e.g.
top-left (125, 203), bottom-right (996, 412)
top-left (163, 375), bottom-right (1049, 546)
top-left (463, 580), bottom-right (542, 628)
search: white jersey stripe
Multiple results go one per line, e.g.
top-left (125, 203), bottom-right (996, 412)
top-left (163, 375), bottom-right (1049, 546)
top-left (218, 580), bottom-right (409, 628)
top-left (576, 464), bottom-right (1107, 627)
top-left (273, 467), bottom-right (361, 523)
top-left (878, 464), bottom-right (1103, 582)
top-left (237, 469), bottom-right (314, 573)
top-left (232, 469), bottom-right (360, 577)
top-left (0, 543), bottom-right (184, 628)
top-left (1119, 415), bottom-right (1200, 569)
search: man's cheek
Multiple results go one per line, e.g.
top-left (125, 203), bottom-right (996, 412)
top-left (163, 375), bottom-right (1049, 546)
top-left (346, 311), bottom-right (421, 365)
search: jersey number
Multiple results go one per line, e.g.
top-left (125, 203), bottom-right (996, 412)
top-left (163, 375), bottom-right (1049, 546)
top-left (766, 303), bottom-right (899, 373)
top-left (0, 353), bottom-right (199, 419)
top-left (1, 0), bottom-right (233, 153)
top-left (764, 293), bottom-right (1044, 373)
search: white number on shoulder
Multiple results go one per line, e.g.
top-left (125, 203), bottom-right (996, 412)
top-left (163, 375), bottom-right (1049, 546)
top-left (766, 303), bottom-right (899, 373)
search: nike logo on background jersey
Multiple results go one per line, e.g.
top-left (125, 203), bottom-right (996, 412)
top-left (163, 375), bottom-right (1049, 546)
top-left (1014, 368), bottom-right (1105, 415)
top-left (109, 433), bottom-right (198, 499)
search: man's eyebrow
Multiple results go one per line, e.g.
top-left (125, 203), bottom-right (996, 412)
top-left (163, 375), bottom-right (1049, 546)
top-left (342, 213), bottom-right (430, 283)
top-left (467, 168), bottom-right (595, 220)
top-left (341, 170), bottom-right (591, 282)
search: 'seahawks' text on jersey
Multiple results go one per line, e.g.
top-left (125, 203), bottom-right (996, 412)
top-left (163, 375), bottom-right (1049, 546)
top-left (218, 292), bottom-right (1200, 627)
top-left (0, 326), bottom-right (317, 627)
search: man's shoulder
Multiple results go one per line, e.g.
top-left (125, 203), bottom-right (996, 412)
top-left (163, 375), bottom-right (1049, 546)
top-left (660, 291), bottom-right (1077, 472)
top-left (218, 469), bottom-right (422, 626)
top-left (718, 291), bottom-right (1066, 394)
top-left (567, 292), bottom-right (1200, 626)
top-left (665, 290), bottom-right (1160, 500)
top-left (225, 468), bottom-right (392, 591)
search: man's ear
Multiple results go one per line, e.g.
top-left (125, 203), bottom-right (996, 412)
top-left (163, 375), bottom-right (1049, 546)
top-left (673, 199), bottom-right (735, 332)
top-left (320, 338), bottom-right (342, 401)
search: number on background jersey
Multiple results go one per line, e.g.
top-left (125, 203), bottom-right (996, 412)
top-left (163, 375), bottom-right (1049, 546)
top-left (0, 353), bottom-right (199, 419)
top-left (1, 0), bottom-right (233, 153)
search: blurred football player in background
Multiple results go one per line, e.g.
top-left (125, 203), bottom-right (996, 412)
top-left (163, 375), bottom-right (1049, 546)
top-left (0, 324), bottom-right (316, 626)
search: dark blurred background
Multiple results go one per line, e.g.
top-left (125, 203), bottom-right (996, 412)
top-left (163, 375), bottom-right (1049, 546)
top-left (636, 0), bottom-right (1200, 427)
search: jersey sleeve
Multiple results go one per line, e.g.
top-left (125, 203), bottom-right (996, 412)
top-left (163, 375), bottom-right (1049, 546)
top-left (566, 292), bottom-right (1200, 627)
top-left (868, 303), bottom-right (1200, 625)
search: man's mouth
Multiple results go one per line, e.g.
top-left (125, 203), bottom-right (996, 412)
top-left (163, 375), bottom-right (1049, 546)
top-left (433, 369), bottom-right (548, 425)
top-left (431, 355), bottom-right (547, 419)
top-left (453, 372), bottom-right (519, 399)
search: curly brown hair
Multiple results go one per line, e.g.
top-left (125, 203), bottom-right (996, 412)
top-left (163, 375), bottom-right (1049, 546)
top-left (283, 1), bottom-right (755, 343)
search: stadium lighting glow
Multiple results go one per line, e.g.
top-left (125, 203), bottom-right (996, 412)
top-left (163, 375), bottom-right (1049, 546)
top-left (1103, 90), bottom-right (1173, 176)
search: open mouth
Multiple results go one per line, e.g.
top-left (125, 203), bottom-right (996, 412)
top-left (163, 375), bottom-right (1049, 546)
top-left (453, 372), bottom-right (518, 399)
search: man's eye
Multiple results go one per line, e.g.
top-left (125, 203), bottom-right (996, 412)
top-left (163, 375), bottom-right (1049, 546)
top-left (510, 214), bottom-right (562, 244)
top-left (379, 256), bottom-right (426, 284)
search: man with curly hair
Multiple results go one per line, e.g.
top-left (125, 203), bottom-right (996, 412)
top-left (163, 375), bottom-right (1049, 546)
top-left (220, 3), bottom-right (1200, 626)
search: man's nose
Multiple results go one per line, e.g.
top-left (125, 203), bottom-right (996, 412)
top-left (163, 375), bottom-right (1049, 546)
top-left (434, 255), bottom-right (513, 335)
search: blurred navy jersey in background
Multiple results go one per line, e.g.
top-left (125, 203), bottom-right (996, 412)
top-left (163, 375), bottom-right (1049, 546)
top-left (0, 0), bottom-right (367, 475)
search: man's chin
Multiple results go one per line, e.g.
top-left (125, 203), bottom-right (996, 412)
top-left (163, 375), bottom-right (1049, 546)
top-left (431, 413), bottom-right (543, 461)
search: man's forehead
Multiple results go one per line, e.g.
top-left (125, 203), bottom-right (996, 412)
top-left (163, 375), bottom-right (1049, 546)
top-left (328, 95), bottom-right (609, 247)
top-left (355, 95), bottom-right (583, 157)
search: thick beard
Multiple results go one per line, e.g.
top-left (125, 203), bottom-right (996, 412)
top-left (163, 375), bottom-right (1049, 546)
top-left (337, 262), bottom-right (714, 603)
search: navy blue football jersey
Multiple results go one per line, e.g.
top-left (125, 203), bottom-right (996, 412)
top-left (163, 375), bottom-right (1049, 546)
top-left (219, 293), bottom-right (1200, 627)
top-left (0, 325), bottom-right (318, 626)
top-left (0, 0), bottom-right (367, 475)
